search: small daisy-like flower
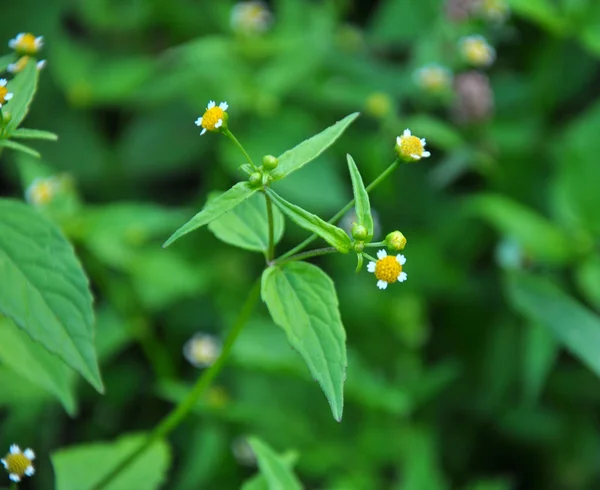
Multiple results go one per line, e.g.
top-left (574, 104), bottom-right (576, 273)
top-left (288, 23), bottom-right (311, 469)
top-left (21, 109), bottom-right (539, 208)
top-left (459, 35), bottom-right (496, 67)
top-left (367, 249), bottom-right (407, 290)
top-left (0, 79), bottom-right (14, 108)
top-left (413, 64), bottom-right (453, 94)
top-left (25, 176), bottom-right (61, 206)
top-left (8, 33), bottom-right (44, 56)
top-left (194, 101), bottom-right (229, 135)
top-left (395, 129), bottom-right (431, 162)
top-left (475, 0), bottom-right (510, 22)
top-left (183, 333), bottom-right (222, 368)
top-left (231, 2), bottom-right (273, 35)
top-left (1, 444), bottom-right (35, 482)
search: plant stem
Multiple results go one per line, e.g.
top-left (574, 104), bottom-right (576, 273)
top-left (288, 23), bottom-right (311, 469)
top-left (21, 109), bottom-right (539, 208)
top-left (272, 247), bottom-right (338, 267)
top-left (264, 191), bottom-right (275, 262)
top-left (223, 128), bottom-right (257, 170)
top-left (279, 159), bottom-right (400, 260)
top-left (91, 279), bottom-right (261, 490)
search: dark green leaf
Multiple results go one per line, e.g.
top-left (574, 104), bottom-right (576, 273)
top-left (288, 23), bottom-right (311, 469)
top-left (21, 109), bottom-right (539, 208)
top-left (10, 128), bottom-right (59, 141)
top-left (0, 139), bottom-right (41, 158)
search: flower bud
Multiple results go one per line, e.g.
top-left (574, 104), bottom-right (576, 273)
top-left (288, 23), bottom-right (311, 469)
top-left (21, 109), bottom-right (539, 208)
top-left (352, 223), bottom-right (368, 241)
top-left (249, 172), bottom-right (262, 187)
top-left (262, 155), bottom-right (278, 170)
top-left (385, 231), bottom-right (407, 251)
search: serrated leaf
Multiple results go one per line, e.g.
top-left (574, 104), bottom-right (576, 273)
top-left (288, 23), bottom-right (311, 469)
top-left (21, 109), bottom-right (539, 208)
top-left (0, 199), bottom-right (103, 392)
top-left (52, 433), bottom-right (171, 490)
top-left (10, 128), bottom-right (59, 141)
top-left (208, 191), bottom-right (284, 252)
top-left (270, 112), bottom-right (359, 181)
top-left (0, 316), bottom-right (77, 415)
top-left (0, 139), bottom-right (41, 158)
top-left (469, 194), bottom-right (571, 264)
top-left (246, 438), bottom-right (302, 490)
top-left (262, 262), bottom-right (347, 421)
top-left (266, 188), bottom-right (352, 253)
top-left (164, 182), bottom-right (258, 247)
top-left (346, 154), bottom-right (373, 240)
top-left (508, 272), bottom-right (600, 378)
top-left (5, 58), bottom-right (38, 133)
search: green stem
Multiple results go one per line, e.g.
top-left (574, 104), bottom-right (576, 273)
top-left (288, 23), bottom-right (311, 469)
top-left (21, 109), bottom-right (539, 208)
top-left (223, 128), bottom-right (257, 170)
top-left (264, 191), bottom-right (275, 262)
top-left (279, 159), bottom-right (400, 260)
top-left (9, 483), bottom-right (17, 490)
top-left (272, 247), bottom-right (338, 267)
top-left (91, 279), bottom-right (261, 490)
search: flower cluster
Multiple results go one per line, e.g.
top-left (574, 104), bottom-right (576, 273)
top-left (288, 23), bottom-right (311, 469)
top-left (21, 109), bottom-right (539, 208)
top-left (231, 2), bottom-right (273, 35)
top-left (459, 35), bottom-right (496, 67)
top-left (7, 32), bottom-right (46, 73)
top-left (25, 176), bottom-right (63, 207)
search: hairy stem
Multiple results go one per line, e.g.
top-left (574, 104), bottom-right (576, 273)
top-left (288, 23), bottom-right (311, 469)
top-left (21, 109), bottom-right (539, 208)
top-left (223, 128), bottom-right (257, 170)
top-left (264, 191), bottom-right (275, 262)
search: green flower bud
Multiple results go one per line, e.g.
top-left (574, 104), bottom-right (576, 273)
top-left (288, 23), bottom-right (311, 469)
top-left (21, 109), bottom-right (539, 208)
top-left (385, 231), bottom-right (407, 251)
top-left (262, 155), bottom-right (278, 170)
top-left (1, 111), bottom-right (12, 125)
top-left (249, 172), bottom-right (262, 187)
top-left (352, 223), bottom-right (368, 241)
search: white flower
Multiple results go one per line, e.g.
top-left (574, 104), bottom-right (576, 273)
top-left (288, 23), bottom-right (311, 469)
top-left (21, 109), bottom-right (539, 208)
top-left (395, 129), bottom-right (431, 162)
top-left (367, 249), bottom-right (407, 290)
top-left (0, 79), bottom-right (14, 108)
top-left (231, 2), bottom-right (273, 35)
top-left (9, 33), bottom-right (44, 55)
top-left (25, 176), bottom-right (62, 206)
top-left (413, 64), bottom-right (453, 93)
top-left (1, 444), bottom-right (35, 482)
top-left (183, 333), bottom-right (222, 367)
top-left (194, 101), bottom-right (229, 135)
top-left (459, 35), bottom-right (496, 67)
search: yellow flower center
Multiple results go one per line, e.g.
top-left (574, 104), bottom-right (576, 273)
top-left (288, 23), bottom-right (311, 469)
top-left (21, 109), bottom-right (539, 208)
top-left (0, 86), bottom-right (8, 104)
top-left (398, 135), bottom-right (424, 159)
top-left (202, 106), bottom-right (225, 131)
top-left (464, 40), bottom-right (491, 65)
top-left (4, 453), bottom-right (32, 478)
top-left (375, 256), bottom-right (402, 283)
top-left (31, 182), bottom-right (55, 205)
top-left (422, 70), bottom-right (448, 91)
top-left (15, 34), bottom-right (38, 54)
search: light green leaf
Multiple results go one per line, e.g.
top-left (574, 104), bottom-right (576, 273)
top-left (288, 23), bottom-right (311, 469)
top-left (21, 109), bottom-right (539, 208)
top-left (266, 189), bottom-right (352, 253)
top-left (261, 262), bottom-right (347, 421)
top-left (0, 139), bottom-right (41, 158)
top-left (241, 452), bottom-right (298, 490)
top-left (522, 322), bottom-right (559, 404)
top-left (246, 437), bottom-right (302, 490)
top-left (10, 128), bottom-right (59, 141)
top-left (270, 112), bottom-right (359, 181)
top-left (0, 316), bottom-right (77, 415)
top-left (164, 182), bottom-right (258, 247)
top-left (52, 433), bottom-right (171, 490)
top-left (208, 191), bottom-right (284, 252)
top-left (346, 154), bottom-right (374, 240)
top-left (0, 199), bottom-right (103, 392)
top-left (469, 194), bottom-right (572, 264)
top-left (5, 58), bottom-right (39, 133)
top-left (508, 272), bottom-right (600, 378)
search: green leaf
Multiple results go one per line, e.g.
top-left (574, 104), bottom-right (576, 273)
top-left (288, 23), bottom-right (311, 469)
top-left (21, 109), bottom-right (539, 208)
top-left (163, 182), bottom-right (258, 247)
top-left (246, 437), bottom-right (302, 490)
top-left (346, 154), bottom-right (374, 240)
top-left (522, 322), bottom-right (559, 404)
top-left (0, 139), bottom-right (41, 158)
top-left (261, 262), bottom-right (347, 421)
top-left (508, 272), bottom-right (600, 378)
top-left (0, 316), bottom-right (77, 415)
top-left (266, 188), bottom-right (352, 253)
top-left (0, 199), bottom-right (103, 392)
top-left (52, 433), bottom-right (171, 490)
top-left (10, 128), bottom-right (59, 141)
top-left (270, 112), bottom-right (359, 181)
top-left (208, 191), bottom-right (285, 252)
top-left (241, 452), bottom-right (298, 490)
top-left (469, 194), bottom-right (572, 264)
top-left (0, 53), bottom-right (17, 72)
top-left (5, 58), bottom-right (39, 133)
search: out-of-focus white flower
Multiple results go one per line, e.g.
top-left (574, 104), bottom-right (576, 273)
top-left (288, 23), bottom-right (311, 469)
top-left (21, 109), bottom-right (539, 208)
top-left (413, 64), bottom-right (453, 94)
top-left (475, 0), bottom-right (510, 23)
top-left (8, 33), bottom-right (43, 56)
top-left (459, 35), bottom-right (496, 67)
top-left (25, 176), bottom-right (62, 207)
top-left (231, 2), bottom-right (273, 35)
top-left (183, 333), bottom-right (222, 368)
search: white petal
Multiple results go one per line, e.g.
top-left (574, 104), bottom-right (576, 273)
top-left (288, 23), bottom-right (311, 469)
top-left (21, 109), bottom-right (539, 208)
top-left (420, 138), bottom-right (426, 146)
top-left (195, 117), bottom-right (202, 126)
top-left (10, 444), bottom-right (20, 454)
top-left (7, 63), bottom-right (17, 73)
top-left (10, 473), bottom-right (21, 482)
top-left (0, 79), bottom-right (7, 86)
top-left (1, 459), bottom-right (7, 468)
top-left (215, 119), bottom-right (223, 128)
top-left (377, 280), bottom-right (388, 290)
top-left (37, 60), bottom-right (47, 70)
top-left (422, 151), bottom-right (431, 158)
top-left (5, 93), bottom-right (13, 100)
top-left (367, 261), bottom-right (376, 273)
top-left (25, 465), bottom-right (35, 476)
top-left (219, 101), bottom-right (229, 110)
top-left (396, 254), bottom-right (406, 265)
top-left (200, 128), bottom-right (207, 135)
top-left (24, 448), bottom-right (35, 460)
top-left (411, 154), bottom-right (421, 160)
top-left (35, 36), bottom-right (44, 48)
top-left (376, 249), bottom-right (387, 260)
top-left (8, 40), bottom-right (16, 48)
top-left (403, 128), bottom-right (411, 137)
top-left (207, 100), bottom-right (216, 109)
top-left (398, 272), bottom-right (407, 282)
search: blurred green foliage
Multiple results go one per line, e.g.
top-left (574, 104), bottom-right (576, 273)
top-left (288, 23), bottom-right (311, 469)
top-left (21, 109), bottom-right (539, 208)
top-left (2, 0), bottom-right (600, 488)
